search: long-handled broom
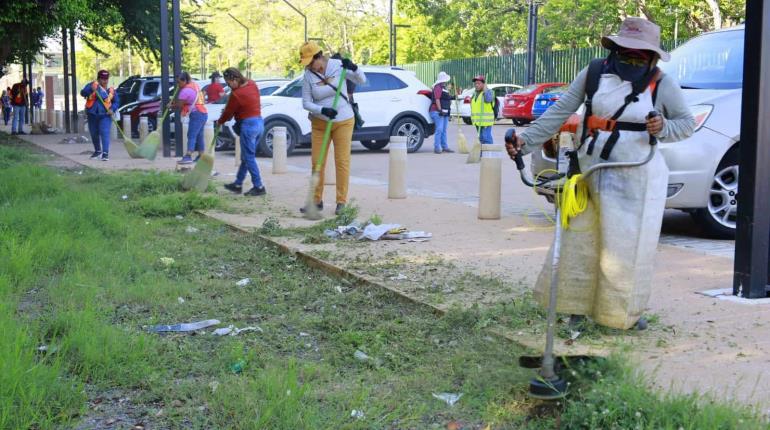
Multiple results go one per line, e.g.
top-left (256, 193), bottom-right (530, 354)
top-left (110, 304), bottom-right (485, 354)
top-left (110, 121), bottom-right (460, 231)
top-left (302, 67), bottom-right (347, 220)
top-left (452, 79), bottom-right (468, 154)
top-left (466, 126), bottom-right (482, 163)
top-left (136, 87), bottom-right (180, 161)
top-left (181, 127), bottom-right (219, 192)
top-left (94, 89), bottom-right (142, 158)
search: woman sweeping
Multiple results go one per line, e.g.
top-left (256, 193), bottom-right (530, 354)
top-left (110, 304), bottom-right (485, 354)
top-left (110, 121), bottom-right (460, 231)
top-left (170, 72), bottom-right (208, 164)
top-left (506, 18), bottom-right (695, 330)
top-left (216, 67), bottom-right (266, 197)
top-left (299, 41), bottom-right (366, 215)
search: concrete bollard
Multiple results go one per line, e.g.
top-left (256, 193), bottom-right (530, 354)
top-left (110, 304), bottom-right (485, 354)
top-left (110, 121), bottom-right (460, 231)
top-left (203, 121), bottom-right (215, 154)
top-left (47, 109), bottom-right (54, 128)
top-left (122, 115), bottom-right (132, 140)
top-left (139, 116), bottom-right (149, 141)
top-left (324, 143), bottom-right (335, 185)
top-left (55, 110), bottom-right (64, 130)
top-left (388, 136), bottom-right (408, 199)
top-left (272, 126), bottom-right (287, 174)
top-left (110, 119), bottom-right (117, 141)
top-left (234, 132), bottom-right (241, 167)
top-left (478, 144), bottom-right (504, 220)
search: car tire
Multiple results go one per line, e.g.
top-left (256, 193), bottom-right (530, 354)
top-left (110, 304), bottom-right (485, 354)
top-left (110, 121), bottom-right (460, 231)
top-left (513, 119), bottom-right (527, 126)
top-left (691, 148), bottom-right (738, 239)
top-left (391, 117), bottom-right (425, 153)
top-left (361, 140), bottom-right (389, 151)
top-left (259, 120), bottom-right (297, 157)
top-left (462, 117), bottom-right (472, 125)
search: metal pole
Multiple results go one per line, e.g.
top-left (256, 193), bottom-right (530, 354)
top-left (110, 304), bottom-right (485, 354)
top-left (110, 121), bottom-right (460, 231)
top-left (70, 28), bottom-right (78, 132)
top-left (281, 1), bottom-right (308, 42)
top-left (61, 27), bottom-right (71, 133)
top-left (526, 1), bottom-right (538, 85)
top-left (228, 13), bottom-right (250, 79)
top-left (733, 0), bottom-right (770, 298)
top-left (389, 0), bottom-right (394, 66)
top-left (160, 0), bottom-right (171, 157)
top-left (27, 61), bottom-right (33, 124)
top-left (200, 39), bottom-right (205, 79)
top-left (172, 0), bottom-right (183, 156)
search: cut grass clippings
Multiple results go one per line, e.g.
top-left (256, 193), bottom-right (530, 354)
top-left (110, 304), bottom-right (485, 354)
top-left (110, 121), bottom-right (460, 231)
top-left (1, 135), bottom-right (767, 429)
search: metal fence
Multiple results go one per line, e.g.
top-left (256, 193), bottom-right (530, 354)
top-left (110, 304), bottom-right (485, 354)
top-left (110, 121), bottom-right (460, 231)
top-left (400, 40), bottom-right (684, 88)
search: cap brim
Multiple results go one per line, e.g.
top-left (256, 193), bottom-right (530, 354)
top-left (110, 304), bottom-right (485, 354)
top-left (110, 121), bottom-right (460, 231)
top-left (299, 57), bottom-right (313, 66)
top-left (602, 36), bottom-right (670, 61)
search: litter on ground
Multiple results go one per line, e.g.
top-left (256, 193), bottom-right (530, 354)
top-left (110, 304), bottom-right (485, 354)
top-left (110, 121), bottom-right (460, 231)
top-left (149, 319), bottom-right (220, 333)
top-left (432, 392), bottom-right (463, 406)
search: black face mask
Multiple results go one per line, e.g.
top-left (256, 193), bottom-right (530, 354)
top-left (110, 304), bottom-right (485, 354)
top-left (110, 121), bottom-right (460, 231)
top-left (606, 51), bottom-right (652, 82)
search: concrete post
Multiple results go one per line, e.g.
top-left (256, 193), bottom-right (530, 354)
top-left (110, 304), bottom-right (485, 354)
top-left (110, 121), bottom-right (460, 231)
top-left (139, 116), bottom-right (149, 141)
top-left (203, 121), bottom-right (215, 153)
top-left (478, 144), bottom-right (504, 220)
top-left (122, 115), bottom-right (131, 140)
top-left (388, 136), bottom-right (408, 199)
top-left (181, 116), bottom-right (189, 152)
top-left (324, 144), bottom-right (335, 185)
top-left (234, 132), bottom-right (241, 167)
top-left (110, 117), bottom-right (117, 141)
top-left (272, 126), bottom-right (287, 174)
top-left (56, 105), bottom-right (64, 130)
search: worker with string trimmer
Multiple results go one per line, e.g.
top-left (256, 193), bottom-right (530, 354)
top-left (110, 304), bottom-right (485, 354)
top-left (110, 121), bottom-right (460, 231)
top-left (505, 18), bottom-right (695, 333)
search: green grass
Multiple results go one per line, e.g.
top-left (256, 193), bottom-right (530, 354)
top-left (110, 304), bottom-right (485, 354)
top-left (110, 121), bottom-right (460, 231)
top-left (1, 136), bottom-right (767, 429)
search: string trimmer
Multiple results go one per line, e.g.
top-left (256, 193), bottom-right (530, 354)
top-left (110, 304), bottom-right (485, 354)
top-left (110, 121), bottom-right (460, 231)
top-left (302, 67), bottom-right (347, 220)
top-left (506, 110), bottom-right (659, 400)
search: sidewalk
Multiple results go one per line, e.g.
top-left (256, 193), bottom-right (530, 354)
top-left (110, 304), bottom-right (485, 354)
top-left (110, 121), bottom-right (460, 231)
top-left (15, 129), bottom-right (770, 413)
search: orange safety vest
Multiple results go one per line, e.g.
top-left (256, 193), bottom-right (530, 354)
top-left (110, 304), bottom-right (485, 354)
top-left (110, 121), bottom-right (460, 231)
top-left (85, 84), bottom-right (115, 109)
top-left (180, 82), bottom-right (207, 116)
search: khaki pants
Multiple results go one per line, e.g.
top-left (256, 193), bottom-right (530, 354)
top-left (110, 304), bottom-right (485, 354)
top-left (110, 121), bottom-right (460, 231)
top-left (311, 117), bottom-right (354, 204)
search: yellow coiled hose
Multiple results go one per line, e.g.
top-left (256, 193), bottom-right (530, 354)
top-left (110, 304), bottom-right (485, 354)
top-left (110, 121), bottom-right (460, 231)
top-left (558, 173), bottom-right (589, 229)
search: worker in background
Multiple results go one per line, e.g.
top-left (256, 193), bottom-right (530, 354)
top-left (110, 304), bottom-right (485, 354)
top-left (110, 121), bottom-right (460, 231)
top-left (216, 67), bottom-right (266, 197)
top-left (430, 71), bottom-right (453, 154)
top-left (170, 71), bottom-right (209, 164)
top-left (10, 78), bottom-right (28, 135)
top-left (505, 17), bottom-right (695, 330)
top-left (470, 75), bottom-right (495, 145)
top-left (299, 41), bottom-right (367, 215)
top-left (81, 70), bottom-right (120, 161)
top-left (1, 89), bottom-right (11, 126)
top-left (205, 71), bottom-right (225, 103)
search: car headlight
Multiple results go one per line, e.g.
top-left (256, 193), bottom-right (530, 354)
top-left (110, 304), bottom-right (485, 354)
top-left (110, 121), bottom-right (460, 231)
top-left (690, 104), bottom-right (713, 132)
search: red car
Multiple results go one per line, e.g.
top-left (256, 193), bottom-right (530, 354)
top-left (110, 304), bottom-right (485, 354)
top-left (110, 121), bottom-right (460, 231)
top-left (502, 82), bottom-right (566, 126)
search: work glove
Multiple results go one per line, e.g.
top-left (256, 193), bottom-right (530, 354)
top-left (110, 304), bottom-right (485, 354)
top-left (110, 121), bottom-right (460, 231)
top-left (91, 81), bottom-right (98, 91)
top-left (341, 58), bottom-right (358, 72)
top-left (321, 107), bottom-right (338, 119)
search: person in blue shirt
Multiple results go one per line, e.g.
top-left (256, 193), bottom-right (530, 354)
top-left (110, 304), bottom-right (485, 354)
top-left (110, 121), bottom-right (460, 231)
top-left (80, 69), bottom-right (120, 161)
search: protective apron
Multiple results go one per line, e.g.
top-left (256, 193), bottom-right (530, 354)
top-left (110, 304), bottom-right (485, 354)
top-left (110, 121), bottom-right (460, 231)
top-left (533, 73), bottom-right (669, 330)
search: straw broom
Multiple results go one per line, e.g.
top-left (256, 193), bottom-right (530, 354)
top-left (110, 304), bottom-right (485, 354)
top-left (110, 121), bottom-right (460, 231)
top-left (181, 128), bottom-right (218, 192)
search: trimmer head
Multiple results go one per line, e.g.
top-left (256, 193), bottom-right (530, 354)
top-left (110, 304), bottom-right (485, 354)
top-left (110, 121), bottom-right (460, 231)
top-left (528, 376), bottom-right (568, 400)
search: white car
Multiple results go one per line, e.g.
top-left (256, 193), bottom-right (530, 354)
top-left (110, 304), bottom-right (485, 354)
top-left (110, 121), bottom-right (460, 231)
top-left (451, 84), bottom-right (522, 124)
top-left (531, 26), bottom-right (744, 238)
top-left (209, 66), bottom-right (436, 155)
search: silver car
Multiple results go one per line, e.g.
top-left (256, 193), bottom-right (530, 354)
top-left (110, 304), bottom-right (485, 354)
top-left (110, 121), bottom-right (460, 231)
top-left (532, 25), bottom-right (744, 238)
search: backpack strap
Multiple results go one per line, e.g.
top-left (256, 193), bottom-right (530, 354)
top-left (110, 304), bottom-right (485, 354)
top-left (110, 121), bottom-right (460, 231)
top-left (598, 67), bottom-right (661, 160)
top-left (580, 58), bottom-right (606, 154)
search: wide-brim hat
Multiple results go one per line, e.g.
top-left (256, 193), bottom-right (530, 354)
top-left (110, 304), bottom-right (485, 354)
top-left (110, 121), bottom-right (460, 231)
top-left (434, 71), bottom-right (451, 86)
top-left (601, 17), bottom-right (670, 62)
top-left (299, 41), bottom-right (322, 66)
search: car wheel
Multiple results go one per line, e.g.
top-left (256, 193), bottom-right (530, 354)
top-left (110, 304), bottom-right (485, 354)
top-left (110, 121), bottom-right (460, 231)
top-left (513, 119), bottom-right (525, 126)
top-left (462, 117), bottom-right (472, 125)
top-left (391, 117), bottom-right (425, 153)
top-left (691, 149), bottom-right (738, 239)
top-left (259, 120), bottom-right (297, 157)
top-left (361, 140), bottom-right (389, 151)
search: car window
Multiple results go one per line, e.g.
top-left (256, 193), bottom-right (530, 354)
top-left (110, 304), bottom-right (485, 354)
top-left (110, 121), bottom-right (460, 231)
top-left (259, 86), bottom-right (280, 96)
top-left (659, 29), bottom-right (743, 90)
top-left (493, 87), bottom-right (508, 97)
top-left (118, 79), bottom-right (137, 90)
top-left (356, 73), bottom-right (407, 93)
top-left (273, 78), bottom-right (303, 98)
top-left (514, 84), bottom-right (540, 95)
top-left (143, 82), bottom-right (159, 97)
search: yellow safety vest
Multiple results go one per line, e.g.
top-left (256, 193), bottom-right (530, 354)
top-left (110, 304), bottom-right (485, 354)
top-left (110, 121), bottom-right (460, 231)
top-left (471, 90), bottom-right (495, 126)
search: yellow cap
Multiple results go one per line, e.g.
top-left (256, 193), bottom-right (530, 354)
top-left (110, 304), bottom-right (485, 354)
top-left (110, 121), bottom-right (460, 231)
top-left (299, 41), bottom-right (322, 66)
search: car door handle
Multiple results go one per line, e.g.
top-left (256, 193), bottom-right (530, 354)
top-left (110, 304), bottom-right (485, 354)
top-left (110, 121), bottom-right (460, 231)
top-left (390, 98), bottom-right (402, 102)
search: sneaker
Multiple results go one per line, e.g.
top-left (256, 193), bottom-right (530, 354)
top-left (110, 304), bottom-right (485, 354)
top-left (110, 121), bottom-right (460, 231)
top-left (244, 186), bottom-right (266, 197)
top-left (224, 182), bottom-right (243, 194)
top-left (442, 148), bottom-right (455, 153)
top-left (90, 151), bottom-right (102, 159)
top-left (299, 201), bottom-right (323, 213)
top-left (434, 148), bottom-right (442, 154)
top-left (16, 130), bottom-right (26, 135)
top-left (101, 153), bottom-right (109, 161)
top-left (179, 155), bottom-right (194, 164)
top-left (335, 203), bottom-right (346, 215)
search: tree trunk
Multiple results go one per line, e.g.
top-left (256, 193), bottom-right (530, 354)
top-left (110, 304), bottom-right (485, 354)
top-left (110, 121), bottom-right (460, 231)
top-left (704, 0), bottom-right (722, 30)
